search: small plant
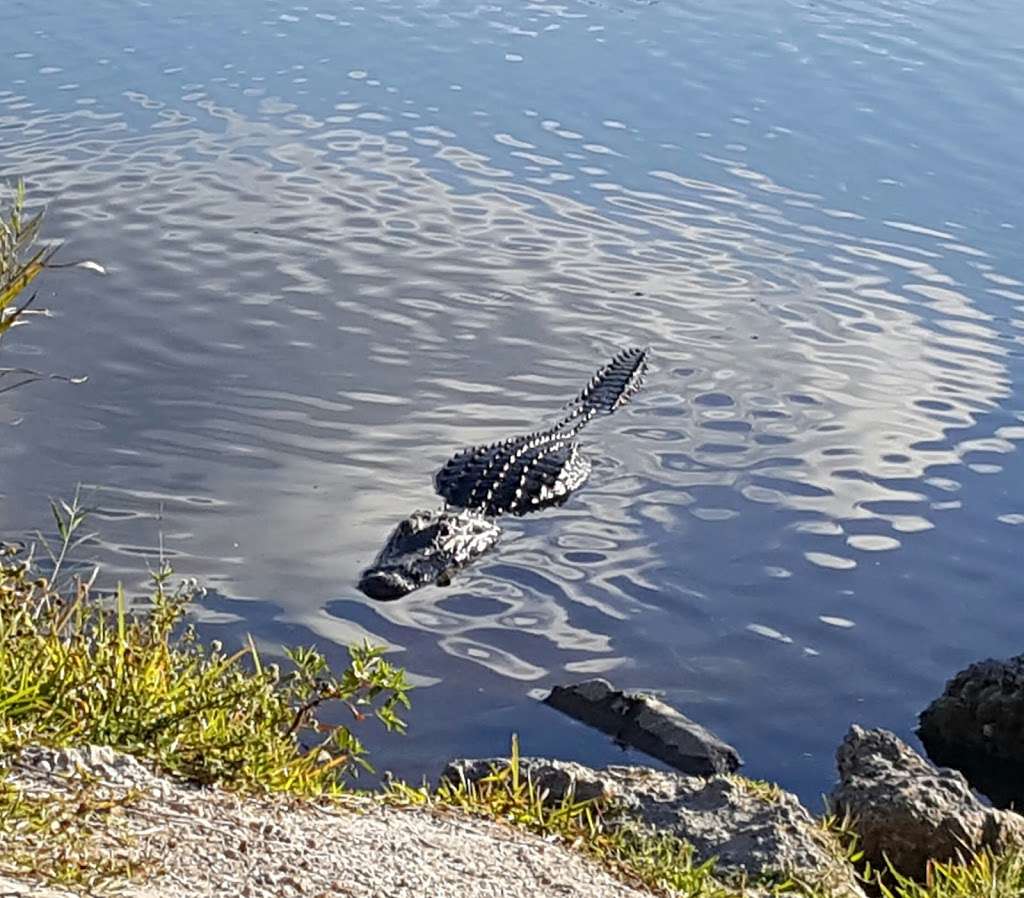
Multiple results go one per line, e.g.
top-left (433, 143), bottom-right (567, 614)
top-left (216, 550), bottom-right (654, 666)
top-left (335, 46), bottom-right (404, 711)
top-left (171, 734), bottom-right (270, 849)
top-left (728, 775), bottom-right (785, 805)
top-left (818, 808), bottom-right (865, 869)
top-left (0, 179), bottom-right (98, 394)
top-left (0, 179), bottom-right (53, 332)
top-left (0, 770), bottom-right (157, 888)
top-left (873, 849), bottom-right (1024, 898)
top-left (0, 499), bottom-right (412, 796)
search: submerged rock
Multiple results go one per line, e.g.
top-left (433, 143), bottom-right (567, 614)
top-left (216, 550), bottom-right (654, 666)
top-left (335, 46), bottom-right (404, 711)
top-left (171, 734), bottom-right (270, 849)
top-left (441, 757), bottom-right (863, 896)
top-left (918, 654), bottom-right (1024, 808)
top-left (543, 678), bottom-right (742, 776)
top-left (829, 725), bottom-right (1024, 879)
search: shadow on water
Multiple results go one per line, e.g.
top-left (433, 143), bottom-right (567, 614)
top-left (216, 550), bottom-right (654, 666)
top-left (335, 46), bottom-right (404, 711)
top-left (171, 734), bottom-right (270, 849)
top-left (1, 0), bottom-right (1024, 798)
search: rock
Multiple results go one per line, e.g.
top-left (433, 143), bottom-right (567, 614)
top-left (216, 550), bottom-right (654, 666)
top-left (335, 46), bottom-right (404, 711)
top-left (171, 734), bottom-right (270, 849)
top-left (918, 655), bottom-right (1024, 808)
top-left (441, 757), bottom-right (863, 896)
top-left (829, 725), bottom-right (1024, 879)
top-left (17, 744), bottom-right (160, 790)
top-left (441, 757), bottom-right (614, 805)
top-left (543, 678), bottom-right (742, 776)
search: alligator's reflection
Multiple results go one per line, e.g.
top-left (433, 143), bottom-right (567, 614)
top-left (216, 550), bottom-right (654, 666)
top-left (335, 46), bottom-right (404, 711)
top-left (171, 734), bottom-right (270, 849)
top-left (358, 347), bottom-right (650, 600)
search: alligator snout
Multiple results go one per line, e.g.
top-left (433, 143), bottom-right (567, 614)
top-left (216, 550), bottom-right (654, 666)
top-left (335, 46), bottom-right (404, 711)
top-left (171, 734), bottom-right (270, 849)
top-left (357, 568), bottom-right (417, 601)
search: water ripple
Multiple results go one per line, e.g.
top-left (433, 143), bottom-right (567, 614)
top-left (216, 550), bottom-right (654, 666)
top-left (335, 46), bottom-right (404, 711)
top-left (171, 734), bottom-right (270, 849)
top-left (1, 0), bottom-right (1023, 798)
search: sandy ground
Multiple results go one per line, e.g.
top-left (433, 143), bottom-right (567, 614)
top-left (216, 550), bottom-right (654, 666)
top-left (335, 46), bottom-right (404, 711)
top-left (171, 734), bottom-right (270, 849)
top-left (0, 746), bottom-right (654, 898)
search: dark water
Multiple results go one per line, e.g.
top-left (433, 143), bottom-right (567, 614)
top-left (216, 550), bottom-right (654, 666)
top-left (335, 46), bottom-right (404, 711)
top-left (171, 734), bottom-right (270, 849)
top-left (2, 0), bottom-right (1023, 802)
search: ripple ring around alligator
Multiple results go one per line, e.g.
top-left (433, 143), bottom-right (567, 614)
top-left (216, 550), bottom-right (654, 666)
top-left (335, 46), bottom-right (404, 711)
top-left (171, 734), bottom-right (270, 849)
top-left (358, 347), bottom-right (650, 600)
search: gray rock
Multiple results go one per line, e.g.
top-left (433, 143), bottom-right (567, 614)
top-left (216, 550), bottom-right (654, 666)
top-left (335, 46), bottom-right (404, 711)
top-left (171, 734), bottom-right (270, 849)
top-left (918, 654), bottom-right (1024, 808)
top-left (544, 678), bottom-right (742, 776)
top-left (441, 757), bottom-right (613, 805)
top-left (829, 725), bottom-right (1024, 879)
top-left (441, 757), bottom-right (863, 896)
top-left (17, 744), bottom-right (158, 788)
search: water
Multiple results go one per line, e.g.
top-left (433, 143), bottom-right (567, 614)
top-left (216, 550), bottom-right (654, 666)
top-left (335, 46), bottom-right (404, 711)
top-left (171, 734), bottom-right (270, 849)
top-left (2, 0), bottom-right (1023, 802)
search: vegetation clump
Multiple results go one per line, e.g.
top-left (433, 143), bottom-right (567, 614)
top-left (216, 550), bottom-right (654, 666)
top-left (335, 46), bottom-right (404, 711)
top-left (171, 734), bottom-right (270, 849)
top-left (1, 179), bottom-right (98, 393)
top-left (874, 849), bottom-right (1024, 898)
top-left (0, 491), bottom-right (410, 888)
top-left (0, 500), bottom-right (411, 796)
top-left (0, 180), bottom-right (53, 326)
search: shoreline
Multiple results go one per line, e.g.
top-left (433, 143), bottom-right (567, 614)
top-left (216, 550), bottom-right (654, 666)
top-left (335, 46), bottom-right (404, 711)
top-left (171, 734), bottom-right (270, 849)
top-left (2, 524), bottom-right (1023, 897)
top-left (3, 725), bottom-right (1023, 898)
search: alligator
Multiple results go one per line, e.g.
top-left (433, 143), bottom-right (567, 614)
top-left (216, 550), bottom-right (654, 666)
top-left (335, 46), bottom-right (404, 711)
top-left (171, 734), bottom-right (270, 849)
top-left (358, 347), bottom-right (649, 600)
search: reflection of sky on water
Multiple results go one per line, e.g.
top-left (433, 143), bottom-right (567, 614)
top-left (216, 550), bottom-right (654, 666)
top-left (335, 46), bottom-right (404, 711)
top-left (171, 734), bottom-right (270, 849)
top-left (1, 0), bottom-right (1023, 798)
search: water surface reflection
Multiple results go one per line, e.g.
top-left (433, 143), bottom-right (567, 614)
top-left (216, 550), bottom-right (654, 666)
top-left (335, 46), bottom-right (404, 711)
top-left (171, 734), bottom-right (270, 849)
top-left (2, 0), bottom-right (1023, 797)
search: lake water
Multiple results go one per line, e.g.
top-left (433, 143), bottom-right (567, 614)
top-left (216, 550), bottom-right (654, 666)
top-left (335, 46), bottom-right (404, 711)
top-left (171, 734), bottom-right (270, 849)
top-left (2, 0), bottom-right (1023, 803)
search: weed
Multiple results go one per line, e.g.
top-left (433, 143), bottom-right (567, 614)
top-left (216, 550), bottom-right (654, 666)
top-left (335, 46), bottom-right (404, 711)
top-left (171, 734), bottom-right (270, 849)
top-left (728, 775), bottom-right (785, 805)
top-left (0, 179), bottom-right (53, 331)
top-left (0, 180), bottom-right (98, 393)
top-left (0, 767), bottom-right (158, 889)
top-left (875, 849), bottom-right (1024, 898)
top-left (0, 513), bottom-right (411, 796)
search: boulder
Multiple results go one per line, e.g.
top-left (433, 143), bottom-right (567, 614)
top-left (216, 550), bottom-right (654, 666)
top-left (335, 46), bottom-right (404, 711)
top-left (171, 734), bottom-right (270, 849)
top-left (829, 725), bottom-right (1024, 879)
top-left (544, 679), bottom-right (742, 776)
top-left (441, 757), bottom-right (863, 896)
top-left (918, 655), bottom-right (1024, 808)
top-left (442, 757), bottom-right (613, 804)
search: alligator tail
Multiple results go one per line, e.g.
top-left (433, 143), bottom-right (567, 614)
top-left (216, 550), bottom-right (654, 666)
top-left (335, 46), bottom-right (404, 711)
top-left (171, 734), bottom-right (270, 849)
top-left (434, 346), bottom-right (649, 516)
top-left (557, 346), bottom-right (649, 430)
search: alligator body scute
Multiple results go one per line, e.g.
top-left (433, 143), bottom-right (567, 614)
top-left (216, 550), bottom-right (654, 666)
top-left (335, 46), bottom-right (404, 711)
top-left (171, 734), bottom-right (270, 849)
top-left (359, 347), bottom-right (649, 600)
top-left (434, 433), bottom-right (592, 517)
top-left (434, 347), bottom-right (648, 517)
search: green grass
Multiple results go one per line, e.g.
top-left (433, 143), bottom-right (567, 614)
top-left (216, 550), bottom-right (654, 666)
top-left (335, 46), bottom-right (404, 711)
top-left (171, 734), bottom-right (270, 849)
top-left (0, 496), bottom-right (410, 887)
top-left (728, 774), bottom-right (785, 805)
top-left (0, 497), bottom-right (411, 796)
top-left (1, 179), bottom-right (97, 393)
top-left (876, 850), bottom-right (1024, 898)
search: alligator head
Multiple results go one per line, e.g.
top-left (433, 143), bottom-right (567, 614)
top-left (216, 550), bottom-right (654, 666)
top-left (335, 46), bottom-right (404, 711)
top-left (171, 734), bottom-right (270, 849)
top-left (357, 508), bottom-right (501, 601)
